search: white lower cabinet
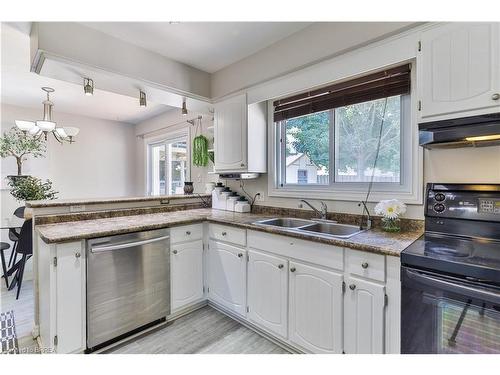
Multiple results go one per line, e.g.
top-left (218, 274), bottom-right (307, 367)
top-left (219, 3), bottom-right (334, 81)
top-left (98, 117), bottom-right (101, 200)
top-left (208, 240), bottom-right (247, 316)
top-left (344, 276), bottom-right (385, 354)
top-left (247, 250), bottom-right (288, 338)
top-left (171, 239), bottom-right (204, 311)
top-left (288, 261), bottom-right (343, 354)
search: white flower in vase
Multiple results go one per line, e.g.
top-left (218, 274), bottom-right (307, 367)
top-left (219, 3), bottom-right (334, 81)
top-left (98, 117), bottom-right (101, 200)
top-left (374, 199), bottom-right (406, 232)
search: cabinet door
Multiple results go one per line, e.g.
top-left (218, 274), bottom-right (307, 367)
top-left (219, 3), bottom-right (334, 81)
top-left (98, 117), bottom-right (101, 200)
top-left (344, 276), bottom-right (385, 354)
top-left (289, 261), bottom-right (343, 353)
top-left (214, 93), bottom-right (248, 172)
top-left (419, 23), bottom-right (500, 120)
top-left (247, 249), bottom-right (288, 338)
top-left (56, 242), bottom-right (85, 353)
top-left (171, 240), bottom-right (204, 311)
top-left (208, 240), bottom-right (247, 316)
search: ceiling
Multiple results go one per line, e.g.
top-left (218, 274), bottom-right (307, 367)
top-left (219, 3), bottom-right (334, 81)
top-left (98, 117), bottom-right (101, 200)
top-left (81, 22), bottom-right (311, 73)
top-left (1, 23), bottom-right (176, 124)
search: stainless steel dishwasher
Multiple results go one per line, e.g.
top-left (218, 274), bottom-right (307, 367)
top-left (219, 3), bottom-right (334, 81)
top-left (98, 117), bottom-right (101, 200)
top-left (86, 228), bottom-right (170, 351)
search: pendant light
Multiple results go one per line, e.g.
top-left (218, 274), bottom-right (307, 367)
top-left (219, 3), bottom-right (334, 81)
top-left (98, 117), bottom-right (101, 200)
top-left (15, 87), bottom-right (79, 144)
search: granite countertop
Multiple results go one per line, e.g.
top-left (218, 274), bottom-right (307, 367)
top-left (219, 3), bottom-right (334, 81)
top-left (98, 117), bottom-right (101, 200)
top-left (35, 208), bottom-right (423, 257)
top-left (26, 194), bottom-right (211, 208)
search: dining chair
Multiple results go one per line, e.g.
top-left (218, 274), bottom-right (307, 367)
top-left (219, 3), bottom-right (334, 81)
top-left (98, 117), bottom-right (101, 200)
top-left (0, 241), bottom-right (11, 288)
top-left (7, 207), bottom-right (25, 268)
top-left (7, 219), bottom-right (32, 300)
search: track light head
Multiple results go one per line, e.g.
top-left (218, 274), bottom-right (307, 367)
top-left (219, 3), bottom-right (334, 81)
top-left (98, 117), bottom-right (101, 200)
top-left (84, 78), bottom-right (94, 96)
top-left (182, 98), bottom-right (188, 115)
top-left (139, 90), bottom-right (147, 107)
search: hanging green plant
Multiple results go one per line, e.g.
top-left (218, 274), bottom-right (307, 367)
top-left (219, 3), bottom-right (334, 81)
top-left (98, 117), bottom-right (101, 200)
top-left (193, 134), bottom-right (209, 166)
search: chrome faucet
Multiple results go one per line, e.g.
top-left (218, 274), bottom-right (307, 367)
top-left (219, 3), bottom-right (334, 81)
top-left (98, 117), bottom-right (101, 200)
top-left (300, 199), bottom-right (328, 219)
top-left (358, 201), bottom-right (372, 230)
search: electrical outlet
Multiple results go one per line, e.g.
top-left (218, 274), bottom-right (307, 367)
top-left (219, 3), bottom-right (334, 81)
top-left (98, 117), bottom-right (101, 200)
top-left (255, 192), bottom-right (265, 202)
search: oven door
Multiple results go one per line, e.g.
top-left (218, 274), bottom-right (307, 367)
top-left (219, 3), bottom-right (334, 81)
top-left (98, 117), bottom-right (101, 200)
top-left (401, 266), bottom-right (500, 354)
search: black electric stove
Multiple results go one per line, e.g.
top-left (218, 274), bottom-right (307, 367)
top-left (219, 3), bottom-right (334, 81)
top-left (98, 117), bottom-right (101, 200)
top-left (401, 183), bottom-right (500, 354)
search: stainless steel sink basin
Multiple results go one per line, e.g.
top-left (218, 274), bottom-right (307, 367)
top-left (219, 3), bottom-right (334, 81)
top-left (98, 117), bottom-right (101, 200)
top-left (253, 217), bottom-right (365, 239)
top-left (253, 217), bottom-right (315, 228)
top-left (298, 222), bottom-right (364, 239)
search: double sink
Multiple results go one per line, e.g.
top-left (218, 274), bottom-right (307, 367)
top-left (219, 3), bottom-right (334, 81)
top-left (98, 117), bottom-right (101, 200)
top-left (253, 217), bottom-right (365, 239)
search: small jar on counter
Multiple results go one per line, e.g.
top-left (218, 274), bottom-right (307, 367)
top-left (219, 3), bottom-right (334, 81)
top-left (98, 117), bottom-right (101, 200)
top-left (234, 197), bottom-right (251, 213)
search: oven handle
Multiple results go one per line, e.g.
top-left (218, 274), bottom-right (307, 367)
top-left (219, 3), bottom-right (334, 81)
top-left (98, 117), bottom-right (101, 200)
top-left (90, 235), bottom-right (170, 253)
top-left (405, 269), bottom-right (500, 303)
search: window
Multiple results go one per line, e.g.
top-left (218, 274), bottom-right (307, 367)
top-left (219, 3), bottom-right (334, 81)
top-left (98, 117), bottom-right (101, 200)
top-left (148, 135), bottom-right (188, 195)
top-left (272, 64), bottom-right (416, 201)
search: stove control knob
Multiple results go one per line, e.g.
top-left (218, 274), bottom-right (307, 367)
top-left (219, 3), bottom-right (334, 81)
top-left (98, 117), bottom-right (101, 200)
top-left (434, 193), bottom-right (445, 202)
top-left (434, 203), bottom-right (445, 213)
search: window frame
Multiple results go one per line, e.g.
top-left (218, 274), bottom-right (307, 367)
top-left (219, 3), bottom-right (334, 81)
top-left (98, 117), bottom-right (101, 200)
top-left (268, 65), bottom-right (422, 204)
top-left (146, 131), bottom-right (190, 196)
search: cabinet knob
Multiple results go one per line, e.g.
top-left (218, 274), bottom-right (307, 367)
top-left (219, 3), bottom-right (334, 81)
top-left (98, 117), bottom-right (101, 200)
top-left (238, 253), bottom-right (243, 258)
top-left (349, 284), bottom-right (356, 290)
top-left (240, 163), bottom-right (245, 167)
top-left (492, 93), bottom-right (500, 101)
top-left (75, 252), bottom-right (81, 258)
top-left (173, 250), bottom-right (178, 254)
top-left (186, 231), bottom-right (191, 235)
top-left (361, 262), bottom-right (369, 269)
top-left (290, 267), bottom-right (296, 273)
top-left (221, 232), bottom-right (227, 236)
top-left (278, 264), bottom-right (284, 269)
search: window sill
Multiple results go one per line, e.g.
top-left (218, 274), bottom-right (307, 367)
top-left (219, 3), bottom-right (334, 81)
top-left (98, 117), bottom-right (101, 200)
top-left (267, 186), bottom-right (423, 205)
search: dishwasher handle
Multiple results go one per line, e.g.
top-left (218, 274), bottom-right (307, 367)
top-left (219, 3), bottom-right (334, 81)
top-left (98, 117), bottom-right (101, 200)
top-left (90, 234), bottom-right (170, 253)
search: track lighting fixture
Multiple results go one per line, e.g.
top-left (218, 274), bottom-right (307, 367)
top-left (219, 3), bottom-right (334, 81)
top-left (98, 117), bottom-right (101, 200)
top-left (139, 90), bottom-right (147, 107)
top-left (83, 78), bottom-right (94, 96)
top-left (182, 98), bottom-right (188, 116)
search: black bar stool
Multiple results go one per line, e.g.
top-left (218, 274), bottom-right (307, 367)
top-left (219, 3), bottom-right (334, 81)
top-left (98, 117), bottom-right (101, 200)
top-left (7, 207), bottom-right (25, 268)
top-left (7, 219), bottom-right (32, 300)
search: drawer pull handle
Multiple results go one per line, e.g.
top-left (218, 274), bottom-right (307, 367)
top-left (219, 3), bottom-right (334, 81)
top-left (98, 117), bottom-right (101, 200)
top-left (222, 232), bottom-right (227, 236)
top-left (349, 284), bottom-right (356, 290)
top-left (492, 93), bottom-right (500, 101)
top-left (238, 253), bottom-right (243, 258)
top-left (290, 267), bottom-right (296, 273)
top-left (173, 250), bottom-right (178, 254)
top-left (75, 252), bottom-right (81, 258)
top-left (361, 262), bottom-right (369, 269)
top-left (278, 264), bottom-right (284, 269)
top-left (186, 231), bottom-right (191, 235)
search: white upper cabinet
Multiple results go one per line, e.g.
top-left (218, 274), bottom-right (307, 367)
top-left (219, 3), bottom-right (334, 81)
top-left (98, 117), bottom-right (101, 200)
top-left (288, 261), bottom-right (343, 354)
top-left (171, 239), bottom-right (204, 312)
top-left (247, 250), bottom-right (288, 338)
top-left (207, 240), bottom-right (247, 316)
top-left (214, 93), bottom-right (248, 171)
top-left (344, 276), bottom-right (385, 354)
top-left (213, 94), bottom-right (267, 173)
top-left (418, 22), bottom-right (500, 121)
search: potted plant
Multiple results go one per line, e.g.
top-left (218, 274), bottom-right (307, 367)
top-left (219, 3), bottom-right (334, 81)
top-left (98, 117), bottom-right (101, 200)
top-left (0, 126), bottom-right (46, 178)
top-left (8, 176), bottom-right (58, 202)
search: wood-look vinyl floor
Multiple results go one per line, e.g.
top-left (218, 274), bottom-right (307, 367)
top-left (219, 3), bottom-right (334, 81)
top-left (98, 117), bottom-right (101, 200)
top-left (107, 306), bottom-right (290, 354)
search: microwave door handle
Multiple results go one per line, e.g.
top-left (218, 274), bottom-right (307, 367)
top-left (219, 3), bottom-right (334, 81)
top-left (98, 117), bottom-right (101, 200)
top-left (90, 235), bottom-right (170, 253)
top-left (406, 269), bottom-right (500, 303)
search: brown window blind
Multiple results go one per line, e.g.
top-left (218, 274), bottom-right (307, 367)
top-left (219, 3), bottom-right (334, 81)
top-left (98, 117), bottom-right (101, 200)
top-left (273, 64), bottom-right (411, 122)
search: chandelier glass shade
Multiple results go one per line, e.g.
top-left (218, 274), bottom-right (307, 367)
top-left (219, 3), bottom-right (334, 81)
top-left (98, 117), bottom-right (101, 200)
top-left (15, 87), bottom-right (79, 144)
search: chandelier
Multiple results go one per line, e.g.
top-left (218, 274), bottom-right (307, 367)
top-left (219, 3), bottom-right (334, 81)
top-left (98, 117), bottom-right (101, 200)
top-left (15, 87), bottom-right (80, 144)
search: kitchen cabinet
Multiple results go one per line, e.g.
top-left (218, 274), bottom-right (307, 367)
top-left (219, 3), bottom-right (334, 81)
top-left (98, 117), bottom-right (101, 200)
top-left (344, 276), bottom-right (385, 354)
top-left (38, 239), bottom-right (86, 354)
top-left (171, 239), bottom-right (204, 312)
top-left (288, 260), bottom-right (343, 354)
top-left (213, 94), bottom-right (266, 173)
top-left (207, 239), bottom-right (247, 316)
top-left (418, 22), bottom-right (500, 121)
top-left (247, 250), bottom-right (288, 338)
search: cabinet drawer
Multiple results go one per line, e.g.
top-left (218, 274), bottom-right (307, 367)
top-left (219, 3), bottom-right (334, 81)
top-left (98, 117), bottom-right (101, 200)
top-left (209, 224), bottom-right (246, 247)
top-left (248, 230), bottom-right (343, 271)
top-left (346, 249), bottom-right (385, 282)
top-left (171, 224), bottom-right (203, 244)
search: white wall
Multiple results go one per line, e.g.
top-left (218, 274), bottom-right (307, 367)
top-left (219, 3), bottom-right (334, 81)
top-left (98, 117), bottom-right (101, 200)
top-left (134, 108), bottom-right (218, 195)
top-left (211, 22), bottom-right (416, 99)
top-left (1, 103), bottom-right (137, 226)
